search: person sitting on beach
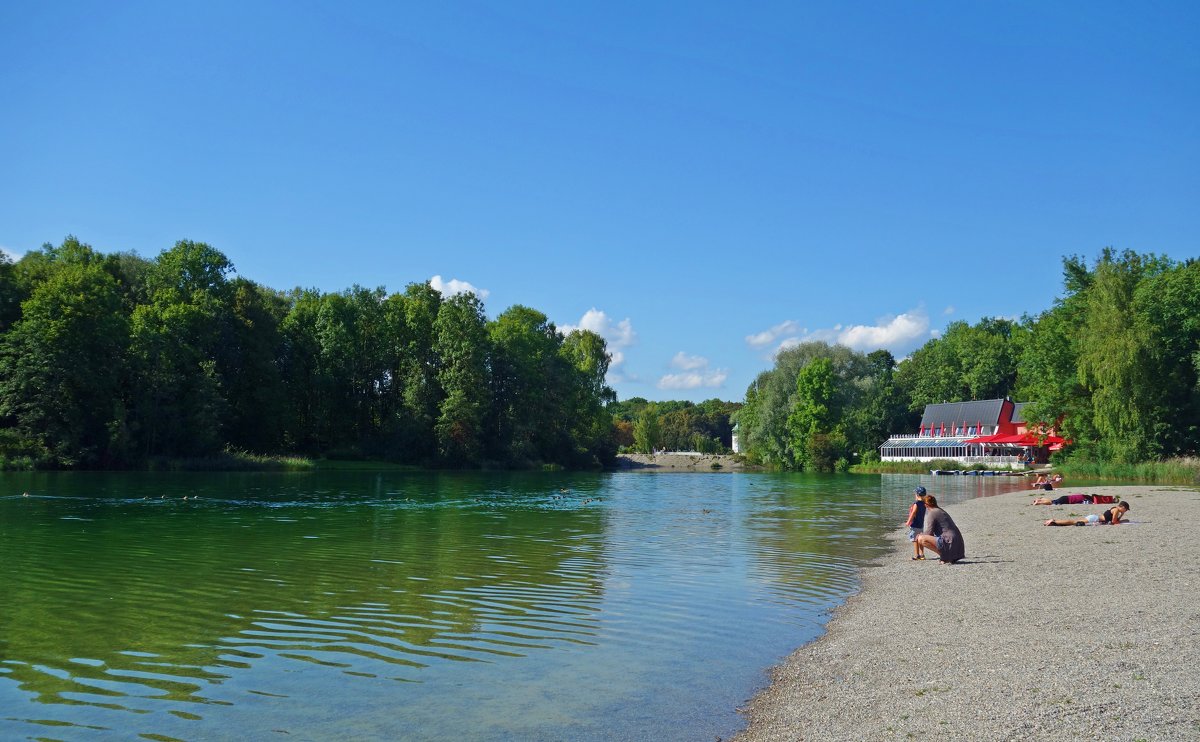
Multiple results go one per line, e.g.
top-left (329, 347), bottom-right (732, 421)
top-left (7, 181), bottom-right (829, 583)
top-left (914, 494), bottom-right (965, 564)
top-left (1031, 493), bottom-right (1093, 506)
top-left (904, 486), bottom-right (928, 560)
top-left (1031, 475), bottom-right (1048, 489)
top-left (1044, 502), bottom-right (1129, 527)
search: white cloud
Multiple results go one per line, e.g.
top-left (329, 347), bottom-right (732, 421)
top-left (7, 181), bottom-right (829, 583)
top-left (658, 369), bottom-right (730, 390)
top-left (745, 319), bottom-right (803, 348)
top-left (670, 351), bottom-right (709, 371)
top-left (562, 308), bottom-right (635, 348)
top-left (0, 245), bottom-right (23, 262)
top-left (761, 308), bottom-right (933, 356)
top-left (430, 275), bottom-right (489, 300)
top-left (837, 310), bottom-right (930, 351)
top-left (657, 352), bottom-right (728, 390)
top-left (561, 308), bottom-right (637, 381)
top-left (943, 305), bottom-right (956, 315)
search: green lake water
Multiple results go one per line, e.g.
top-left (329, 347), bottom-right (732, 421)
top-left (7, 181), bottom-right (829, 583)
top-left (0, 471), bottom-right (1024, 741)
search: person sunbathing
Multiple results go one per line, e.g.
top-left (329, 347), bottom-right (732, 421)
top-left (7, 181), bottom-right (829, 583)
top-left (1044, 502), bottom-right (1129, 526)
top-left (1031, 493), bottom-right (1093, 506)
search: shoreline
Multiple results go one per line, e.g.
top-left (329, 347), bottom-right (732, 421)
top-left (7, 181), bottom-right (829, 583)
top-left (615, 452), bottom-right (753, 471)
top-left (735, 485), bottom-right (1200, 741)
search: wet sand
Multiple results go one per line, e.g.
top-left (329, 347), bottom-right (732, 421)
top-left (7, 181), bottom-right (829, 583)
top-left (736, 485), bottom-right (1200, 741)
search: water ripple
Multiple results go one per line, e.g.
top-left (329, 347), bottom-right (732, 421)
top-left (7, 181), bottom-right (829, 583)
top-left (0, 471), bottom-right (1020, 740)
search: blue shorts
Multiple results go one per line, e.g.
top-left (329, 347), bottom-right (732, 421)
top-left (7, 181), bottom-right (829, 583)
top-left (907, 527), bottom-right (920, 542)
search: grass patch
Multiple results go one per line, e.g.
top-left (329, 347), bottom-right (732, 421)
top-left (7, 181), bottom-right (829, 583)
top-left (851, 459), bottom-right (1022, 475)
top-left (311, 459), bottom-right (420, 472)
top-left (1057, 457), bottom-right (1200, 485)
top-left (150, 451), bottom-right (316, 472)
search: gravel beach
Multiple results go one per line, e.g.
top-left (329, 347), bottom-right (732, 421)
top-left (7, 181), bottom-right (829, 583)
top-left (736, 485), bottom-right (1200, 741)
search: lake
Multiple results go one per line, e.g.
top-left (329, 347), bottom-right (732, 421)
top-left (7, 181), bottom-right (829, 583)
top-left (0, 470), bottom-right (1023, 740)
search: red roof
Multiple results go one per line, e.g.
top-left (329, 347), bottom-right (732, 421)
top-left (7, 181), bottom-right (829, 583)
top-left (963, 433), bottom-right (1067, 446)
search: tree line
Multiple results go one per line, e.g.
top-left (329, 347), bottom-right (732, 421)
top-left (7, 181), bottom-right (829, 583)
top-left (608, 398), bottom-right (741, 454)
top-left (0, 237), bottom-right (618, 469)
top-left (736, 249), bottom-right (1200, 470)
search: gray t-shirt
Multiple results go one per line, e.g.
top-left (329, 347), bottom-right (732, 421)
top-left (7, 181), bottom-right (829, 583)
top-left (923, 507), bottom-right (965, 562)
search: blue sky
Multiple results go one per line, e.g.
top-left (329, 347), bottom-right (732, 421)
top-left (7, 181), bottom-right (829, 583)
top-left (2, 1), bottom-right (1196, 402)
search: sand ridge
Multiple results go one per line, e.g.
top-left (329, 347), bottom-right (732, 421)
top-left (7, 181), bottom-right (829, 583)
top-left (735, 485), bottom-right (1200, 741)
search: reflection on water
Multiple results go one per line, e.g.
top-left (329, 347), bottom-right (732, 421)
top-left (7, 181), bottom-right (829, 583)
top-left (0, 471), bottom-right (1021, 740)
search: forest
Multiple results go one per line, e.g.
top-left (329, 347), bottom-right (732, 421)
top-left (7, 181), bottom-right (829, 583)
top-left (735, 249), bottom-right (1200, 471)
top-left (2, 241), bottom-right (1194, 474)
top-left (0, 237), bottom-right (618, 469)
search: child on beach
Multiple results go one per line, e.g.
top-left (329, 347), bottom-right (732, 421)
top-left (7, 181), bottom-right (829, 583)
top-left (905, 486), bottom-right (927, 560)
top-left (1044, 501), bottom-right (1129, 526)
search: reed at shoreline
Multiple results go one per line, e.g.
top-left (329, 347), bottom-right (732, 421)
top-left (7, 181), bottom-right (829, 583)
top-left (853, 456), bottom-right (1200, 485)
top-left (1055, 456), bottom-right (1200, 485)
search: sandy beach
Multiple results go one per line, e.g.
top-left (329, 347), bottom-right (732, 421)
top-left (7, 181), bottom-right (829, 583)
top-left (736, 485), bottom-right (1200, 741)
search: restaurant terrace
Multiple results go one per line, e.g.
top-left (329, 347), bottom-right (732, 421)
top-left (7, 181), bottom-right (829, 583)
top-left (879, 398), bottom-right (1065, 467)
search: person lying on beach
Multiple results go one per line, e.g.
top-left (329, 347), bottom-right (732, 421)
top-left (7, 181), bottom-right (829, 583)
top-left (914, 494), bottom-right (965, 564)
top-left (1044, 502), bottom-right (1129, 526)
top-left (1031, 493), bottom-right (1093, 506)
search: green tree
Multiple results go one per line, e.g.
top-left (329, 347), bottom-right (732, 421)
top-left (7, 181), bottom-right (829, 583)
top-left (386, 282), bottom-right (443, 462)
top-left (786, 357), bottom-right (840, 469)
top-left (1075, 250), bottom-right (1170, 462)
top-left (433, 292), bottom-right (491, 465)
top-left (488, 306), bottom-right (564, 464)
top-left (278, 288), bottom-right (326, 453)
top-left (896, 319), bottom-right (1019, 411)
top-left (219, 279), bottom-right (288, 453)
top-left (0, 239), bottom-right (130, 466)
top-left (127, 241), bottom-right (234, 458)
top-left (311, 286), bottom-right (389, 452)
top-left (845, 349), bottom-right (913, 461)
top-left (1015, 265), bottom-right (1096, 459)
top-left (560, 329), bottom-right (618, 466)
top-left (632, 412), bottom-right (661, 453)
top-left (737, 342), bottom-right (870, 468)
top-left (1135, 259), bottom-right (1200, 455)
top-left (0, 251), bottom-right (22, 333)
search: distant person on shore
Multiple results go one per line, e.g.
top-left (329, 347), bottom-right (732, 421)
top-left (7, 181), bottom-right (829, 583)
top-left (1031, 493), bottom-right (1093, 506)
top-left (915, 494), bottom-right (965, 564)
top-left (1031, 475), bottom-right (1050, 490)
top-left (905, 486), bottom-right (928, 560)
top-left (1045, 502), bottom-right (1129, 527)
